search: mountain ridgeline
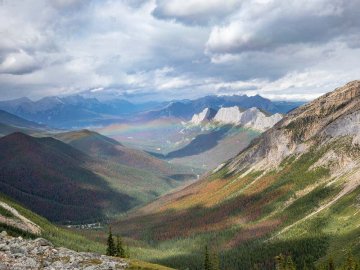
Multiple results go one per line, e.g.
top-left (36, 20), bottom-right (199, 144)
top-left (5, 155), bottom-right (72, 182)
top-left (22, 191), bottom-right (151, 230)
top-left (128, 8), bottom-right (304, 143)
top-left (113, 81), bottom-right (360, 270)
top-left (0, 94), bottom-right (301, 128)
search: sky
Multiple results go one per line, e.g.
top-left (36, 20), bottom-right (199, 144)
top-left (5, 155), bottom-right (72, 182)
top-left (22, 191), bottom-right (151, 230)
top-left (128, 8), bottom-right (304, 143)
top-left (0, 0), bottom-right (360, 102)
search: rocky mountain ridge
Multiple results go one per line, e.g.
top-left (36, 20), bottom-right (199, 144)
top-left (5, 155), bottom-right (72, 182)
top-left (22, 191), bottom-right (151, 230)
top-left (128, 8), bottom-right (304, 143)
top-left (190, 106), bottom-right (283, 131)
top-left (225, 80), bottom-right (360, 174)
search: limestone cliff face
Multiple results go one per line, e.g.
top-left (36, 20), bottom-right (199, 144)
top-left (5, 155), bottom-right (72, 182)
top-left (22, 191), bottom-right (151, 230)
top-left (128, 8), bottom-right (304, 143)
top-left (190, 108), bottom-right (216, 125)
top-left (190, 106), bottom-right (283, 131)
top-left (225, 80), bottom-right (360, 174)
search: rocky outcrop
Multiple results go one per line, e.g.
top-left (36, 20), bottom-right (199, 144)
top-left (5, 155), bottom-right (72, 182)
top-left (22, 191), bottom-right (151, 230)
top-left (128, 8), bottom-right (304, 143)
top-left (192, 106), bottom-right (283, 131)
top-left (0, 231), bottom-right (128, 270)
top-left (190, 108), bottom-right (216, 125)
top-left (226, 80), bottom-right (360, 173)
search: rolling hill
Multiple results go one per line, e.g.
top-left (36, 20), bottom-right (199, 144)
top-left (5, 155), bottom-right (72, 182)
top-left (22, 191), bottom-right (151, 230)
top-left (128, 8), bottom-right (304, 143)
top-left (0, 132), bottom-right (134, 222)
top-left (54, 129), bottom-right (195, 178)
top-left (113, 81), bottom-right (360, 270)
top-left (0, 131), bottom-right (195, 223)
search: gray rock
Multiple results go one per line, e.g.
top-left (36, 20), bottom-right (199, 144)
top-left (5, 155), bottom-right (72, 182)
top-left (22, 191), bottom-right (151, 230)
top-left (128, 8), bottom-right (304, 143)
top-left (0, 232), bottom-right (128, 270)
top-left (33, 238), bottom-right (53, 247)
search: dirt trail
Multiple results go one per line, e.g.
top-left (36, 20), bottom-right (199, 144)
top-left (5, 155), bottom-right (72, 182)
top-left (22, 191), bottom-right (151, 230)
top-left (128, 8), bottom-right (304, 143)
top-left (0, 201), bottom-right (41, 235)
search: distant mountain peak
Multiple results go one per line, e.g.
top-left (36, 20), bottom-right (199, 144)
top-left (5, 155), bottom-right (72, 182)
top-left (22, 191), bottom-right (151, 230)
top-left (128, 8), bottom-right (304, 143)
top-left (192, 106), bottom-right (283, 131)
top-left (190, 108), bottom-right (217, 125)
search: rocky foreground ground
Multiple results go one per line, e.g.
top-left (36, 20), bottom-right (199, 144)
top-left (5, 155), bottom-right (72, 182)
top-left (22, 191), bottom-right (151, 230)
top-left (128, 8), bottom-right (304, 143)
top-left (0, 231), bottom-right (128, 270)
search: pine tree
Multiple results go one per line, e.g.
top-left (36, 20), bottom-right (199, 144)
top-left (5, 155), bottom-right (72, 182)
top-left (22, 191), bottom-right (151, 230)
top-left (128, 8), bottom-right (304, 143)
top-left (204, 245), bottom-right (211, 270)
top-left (106, 227), bottom-right (116, 256)
top-left (211, 251), bottom-right (220, 270)
top-left (116, 235), bottom-right (125, 258)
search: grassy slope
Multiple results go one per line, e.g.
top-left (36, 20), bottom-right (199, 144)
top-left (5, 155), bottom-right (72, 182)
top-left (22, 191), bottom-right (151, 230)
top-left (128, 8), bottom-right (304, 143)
top-left (0, 193), bottom-right (174, 270)
top-left (111, 137), bottom-right (360, 270)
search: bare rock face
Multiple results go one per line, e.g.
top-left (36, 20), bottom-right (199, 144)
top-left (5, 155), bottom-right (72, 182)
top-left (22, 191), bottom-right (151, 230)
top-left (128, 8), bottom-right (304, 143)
top-left (0, 232), bottom-right (128, 270)
top-left (225, 80), bottom-right (360, 174)
top-left (213, 106), bottom-right (283, 131)
top-left (190, 108), bottom-right (216, 125)
top-left (190, 106), bottom-right (283, 131)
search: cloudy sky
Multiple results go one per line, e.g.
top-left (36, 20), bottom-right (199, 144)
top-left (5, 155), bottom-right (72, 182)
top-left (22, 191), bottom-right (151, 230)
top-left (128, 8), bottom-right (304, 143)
top-left (0, 0), bottom-right (360, 102)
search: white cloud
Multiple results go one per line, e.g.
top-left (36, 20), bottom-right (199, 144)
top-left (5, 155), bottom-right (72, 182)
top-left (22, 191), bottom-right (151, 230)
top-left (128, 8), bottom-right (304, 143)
top-left (0, 50), bottom-right (41, 75)
top-left (206, 0), bottom-right (360, 55)
top-left (153, 0), bottom-right (241, 25)
top-left (0, 0), bottom-right (359, 102)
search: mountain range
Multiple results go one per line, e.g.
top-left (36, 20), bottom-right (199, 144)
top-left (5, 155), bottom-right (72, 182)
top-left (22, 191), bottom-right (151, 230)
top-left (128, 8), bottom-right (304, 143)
top-left (113, 81), bottom-right (360, 269)
top-left (142, 94), bottom-right (301, 121)
top-left (0, 94), bottom-right (302, 128)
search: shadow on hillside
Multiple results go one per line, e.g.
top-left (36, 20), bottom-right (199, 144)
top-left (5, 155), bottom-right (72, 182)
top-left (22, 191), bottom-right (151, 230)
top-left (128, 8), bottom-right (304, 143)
top-left (166, 125), bottom-right (233, 158)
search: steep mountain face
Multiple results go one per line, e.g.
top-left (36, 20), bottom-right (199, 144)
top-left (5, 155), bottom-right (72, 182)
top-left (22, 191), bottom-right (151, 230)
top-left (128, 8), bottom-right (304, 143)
top-left (213, 107), bottom-right (283, 131)
top-left (190, 106), bottom-right (283, 132)
top-left (226, 80), bottom-right (360, 173)
top-left (190, 108), bottom-right (217, 125)
top-left (114, 81), bottom-right (360, 270)
top-left (143, 95), bottom-right (301, 121)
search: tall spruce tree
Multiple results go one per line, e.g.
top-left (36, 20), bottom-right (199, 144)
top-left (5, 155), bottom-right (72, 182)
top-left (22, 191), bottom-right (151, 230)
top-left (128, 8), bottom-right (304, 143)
top-left (211, 251), bottom-right (220, 270)
top-left (106, 227), bottom-right (116, 256)
top-left (116, 235), bottom-right (125, 258)
top-left (204, 245), bottom-right (211, 270)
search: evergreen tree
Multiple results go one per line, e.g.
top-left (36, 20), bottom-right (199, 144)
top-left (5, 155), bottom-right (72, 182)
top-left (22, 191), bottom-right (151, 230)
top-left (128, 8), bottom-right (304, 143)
top-left (211, 251), bottom-right (220, 270)
top-left (204, 245), bottom-right (211, 270)
top-left (106, 227), bottom-right (116, 256)
top-left (116, 235), bottom-right (125, 258)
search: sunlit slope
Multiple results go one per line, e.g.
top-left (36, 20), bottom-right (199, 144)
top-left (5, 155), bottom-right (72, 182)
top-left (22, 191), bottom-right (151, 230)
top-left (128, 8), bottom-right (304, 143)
top-left (114, 81), bottom-right (360, 269)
